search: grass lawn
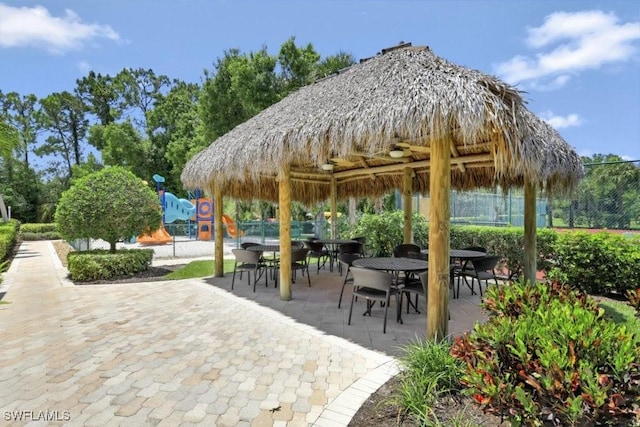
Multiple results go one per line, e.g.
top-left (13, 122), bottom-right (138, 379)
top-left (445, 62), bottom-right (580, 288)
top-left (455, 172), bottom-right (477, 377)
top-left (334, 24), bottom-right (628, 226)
top-left (164, 259), bottom-right (236, 279)
top-left (598, 298), bottom-right (640, 336)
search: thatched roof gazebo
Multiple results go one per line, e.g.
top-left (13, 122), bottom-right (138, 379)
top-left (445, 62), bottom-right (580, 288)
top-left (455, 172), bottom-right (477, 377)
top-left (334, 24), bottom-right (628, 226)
top-left (182, 43), bottom-right (582, 339)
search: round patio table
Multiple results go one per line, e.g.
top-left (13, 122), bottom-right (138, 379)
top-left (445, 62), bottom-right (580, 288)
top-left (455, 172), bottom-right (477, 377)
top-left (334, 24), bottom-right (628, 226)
top-left (421, 248), bottom-right (486, 298)
top-left (352, 257), bottom-right (428, 272)
top-left (314, 239), bottom-right (358, 272)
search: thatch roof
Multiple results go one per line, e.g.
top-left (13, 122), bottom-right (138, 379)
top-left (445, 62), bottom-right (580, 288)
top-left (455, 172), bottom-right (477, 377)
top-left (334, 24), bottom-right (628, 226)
top-left (181, 44), bottom-right (583, 204)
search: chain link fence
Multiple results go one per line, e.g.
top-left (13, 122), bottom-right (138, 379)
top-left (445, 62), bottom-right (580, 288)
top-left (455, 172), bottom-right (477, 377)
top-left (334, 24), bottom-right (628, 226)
top-left (550, 160), bottom-right (640, 231)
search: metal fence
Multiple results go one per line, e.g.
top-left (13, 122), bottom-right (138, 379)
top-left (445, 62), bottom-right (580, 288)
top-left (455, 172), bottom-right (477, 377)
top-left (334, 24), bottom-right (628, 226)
top-left (550, 160), bottom-right (640, 231)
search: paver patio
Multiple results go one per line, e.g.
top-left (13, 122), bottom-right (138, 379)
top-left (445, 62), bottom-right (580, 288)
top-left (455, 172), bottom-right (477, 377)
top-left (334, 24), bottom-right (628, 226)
top-left (0, 241), bottom-right (486, 426)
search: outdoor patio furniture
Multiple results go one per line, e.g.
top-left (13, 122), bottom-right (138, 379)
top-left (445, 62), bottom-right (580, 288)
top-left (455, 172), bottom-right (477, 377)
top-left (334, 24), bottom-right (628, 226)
top-left (316, 238), bottom-right (359, 272)
top-left (303, 240), bottom-right (331, 273)
top-left (337, 252), bottom-right (362, 308)
top-left (351, 237), bottom-right (367, 256)
top-left (231, 248), bottom-right (269, 292)
top-left (402, 270), bottom-right (428, 314)
top-left (337, 242), bottom-right (364, 274)
top-left (348, 267), bottom-right (402, 334)
top-left (290, 248), bottom-right (311, 286)
top-left (459, 255), bottom-right (502, 297)
top-left (393, 243), bottom-right (424, 260)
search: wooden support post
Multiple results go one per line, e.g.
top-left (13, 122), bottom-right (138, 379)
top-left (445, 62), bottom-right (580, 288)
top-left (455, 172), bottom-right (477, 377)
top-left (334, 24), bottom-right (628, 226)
top-left (427, 137), bottom-right (451, 341)
top-left (403, 167), bottom-right (413, 243)
top-left (524, 178), bottom-right (537, 284)
top-left (330, 176), bottom-right (337, 238)
top-left (213, 184), bottom-right (224, 277)
top-left (279, 165), bottom-right (292, 301)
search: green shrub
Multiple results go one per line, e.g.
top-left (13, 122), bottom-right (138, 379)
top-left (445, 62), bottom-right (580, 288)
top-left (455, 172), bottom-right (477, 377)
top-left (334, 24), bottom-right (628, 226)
top-left (449, 225), bottom-right (558, 279)
top-left (481, 280), bottom-right (600, 319)
top-left (19, 223), bottom-right (59, 233)
top-left (348, 211), bottom-right (428, 256)
top-left (19, 231), bottom-right (62, 241)
top-left (452, 282), bottom-right (640, 426)
top-left (394, 339), bottom-right (465, 425)
top-left (0, 219), bottom-right (19, 262)
top-left (67, 249), bottom-right (154, 282)
top-left (549, 231), bottom-right (640, 295)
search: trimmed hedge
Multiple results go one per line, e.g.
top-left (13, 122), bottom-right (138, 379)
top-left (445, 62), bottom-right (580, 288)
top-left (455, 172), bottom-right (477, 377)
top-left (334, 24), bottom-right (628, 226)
top-left (449, 225), bottom-right (558, 280)
top-left (67, 249), bottom-right (154, 282)
top-left (347, 214), bottom-right (639, 295)
top-left (19, 223), bottom-right (62, 241)
top-left (549, 231), bottom-right (640, 295)
top-left (0, 220), bottom-right (20, 262)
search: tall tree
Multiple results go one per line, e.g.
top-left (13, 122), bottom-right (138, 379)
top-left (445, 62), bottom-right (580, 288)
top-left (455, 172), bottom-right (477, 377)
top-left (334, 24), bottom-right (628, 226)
top-left (75, 71), bottom-right (122, 126)
top-left (37, 91), bottom-right (89, 179)
top-left (277, 37), bottom-right (321, 90)
top-left (0, 91), bottom-right (41, 168)
top-left (116, 68), bottom-right (171, 135)
top-left (200, 48), bottom-right (270, 143)
top-left (316, 51), bottom-right (356, 79)
top-left (89, 121), bottom-right (149, 179)
top-left (150, 81), bottom-right (203, 190)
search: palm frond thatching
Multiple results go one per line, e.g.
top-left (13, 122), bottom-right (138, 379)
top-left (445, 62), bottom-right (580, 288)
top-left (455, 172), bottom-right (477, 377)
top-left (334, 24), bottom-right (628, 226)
top-left (182, 44), bottom-right (582, 203)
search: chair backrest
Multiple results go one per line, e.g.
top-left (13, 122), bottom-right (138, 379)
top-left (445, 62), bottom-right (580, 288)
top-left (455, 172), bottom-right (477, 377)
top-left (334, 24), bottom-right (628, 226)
top-left (471, 255), bottom-right (502, 273)
top-left (338, 242), bottom-right (363, 255)
top-left (232, 248), bottom-right (261, 264)
top-left (463, 246), bottom-right (487, 254)
top-left (304, 240), bottom-right (325, 253)
top-left (291, 240), bottom-right (304, 249)
top-left (350, 267), bottom-right (394, 292)
top-left (291, 248), bottom-right (309, 263)
top-left (393, 243), bottom-right (422, 258)
top-left (418, 271), bottom-right (428, 295)
top-left (338, 253), bottom-right (361, 266)
top-left (352, 236), bottom-right (366, 244)
top-left (240, 242), bottom-right (260, 249)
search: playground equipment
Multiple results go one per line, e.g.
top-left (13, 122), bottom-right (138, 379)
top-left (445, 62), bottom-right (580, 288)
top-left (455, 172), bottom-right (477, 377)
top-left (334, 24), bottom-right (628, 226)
top-left (138, 175), bottom-right (200, 245)
top-left (222, 214), bottom-right (244, 239)
top-left (137, 174), bottom-right (242, 243)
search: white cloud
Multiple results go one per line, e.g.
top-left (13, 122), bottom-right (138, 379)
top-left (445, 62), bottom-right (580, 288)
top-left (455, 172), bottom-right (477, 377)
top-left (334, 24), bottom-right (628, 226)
top-left (539, 111), bottom-right (583, 128)
top-left (0, 4), bottom-right (120, 54)
top-left (77, 61), bottom-right (91, 74)
top-left (495, 10), bottom-right (640, 88)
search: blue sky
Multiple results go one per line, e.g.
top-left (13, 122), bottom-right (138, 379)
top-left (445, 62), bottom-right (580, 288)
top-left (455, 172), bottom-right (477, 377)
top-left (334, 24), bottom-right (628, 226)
top-left (1, 0), bottom-right (639, 161)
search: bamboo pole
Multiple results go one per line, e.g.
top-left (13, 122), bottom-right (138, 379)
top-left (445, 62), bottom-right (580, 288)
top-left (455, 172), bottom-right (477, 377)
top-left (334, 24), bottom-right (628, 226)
top-left (523, 177), bottom-right (537, 284)
top-left (330, 176), bottom-right (337, 238)
top-left (403, 167), bottom-right (413, 243)
top-left (279, 164), bottom-right (292, 300)
top-left (427, 137), bottom-right (451, 341)
top-left (213, 183), bottom-right (224, 277)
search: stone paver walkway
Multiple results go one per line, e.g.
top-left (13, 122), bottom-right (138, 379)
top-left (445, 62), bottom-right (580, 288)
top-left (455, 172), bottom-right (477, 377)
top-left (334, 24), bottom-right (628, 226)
top-left (0, 241), bottom-right (397, 426)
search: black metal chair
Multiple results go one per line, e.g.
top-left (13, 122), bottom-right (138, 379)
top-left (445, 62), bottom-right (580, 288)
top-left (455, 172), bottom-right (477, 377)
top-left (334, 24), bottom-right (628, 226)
top-left (393, 243), bottom-right (424, 259)
top-left (337, 253), bottom-right (361, 308)
top-left (274, 248), bottom-right (310, 287)
top-left (348, 267), bottom-right (401, 334)
top-left (231, 248), bottom-right (268, 291)
top-left (459, 255), bottom-right (502, 297)
top-left (303, 240), bottom-right (331, 273)
top-left (351, 237), bottom-right (367, 256)
top-left (337, 242), bottom-right (364, 274)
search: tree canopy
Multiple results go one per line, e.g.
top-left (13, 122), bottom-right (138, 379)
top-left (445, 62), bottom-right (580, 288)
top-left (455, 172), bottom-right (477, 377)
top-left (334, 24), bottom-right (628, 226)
top-left (55, 166), bottom-right (162, 252)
